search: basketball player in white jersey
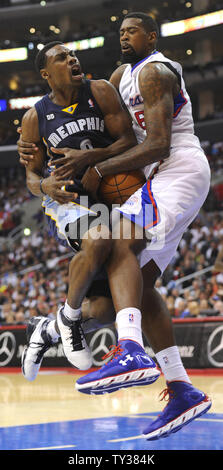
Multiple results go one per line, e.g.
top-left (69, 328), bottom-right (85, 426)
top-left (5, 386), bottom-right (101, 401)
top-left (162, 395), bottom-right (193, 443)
top-left (17, 13), bottom-right (212, 440)
top-left (75, 12), bottom-right (212, 439)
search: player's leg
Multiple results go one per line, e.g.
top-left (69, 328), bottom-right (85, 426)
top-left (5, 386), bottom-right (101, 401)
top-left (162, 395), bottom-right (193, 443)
top-left (141, 260), bottom-right (190, 382)
top-left (76, 160), bottom-right (212, 433)
top-left (56, 223), bottom-right (113, 369)
top-left (74, 258), bottom-right (188, 395)
top-left (140, 258), bottom-right (212, 439)
top-left (75, 218), bottom-right (161, 395)
top-left (81, 283), bottom-right (116, 332)
top-left (22, 219), bottom-right (113, 380)
top-left (106, 217), bottom-right (146, 346)
top-left (21, 294), bottom-right (114, 382)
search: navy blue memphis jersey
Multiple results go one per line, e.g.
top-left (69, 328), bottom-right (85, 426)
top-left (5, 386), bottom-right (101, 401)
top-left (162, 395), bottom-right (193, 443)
top-left (35, 79), bottom-right (114, 194)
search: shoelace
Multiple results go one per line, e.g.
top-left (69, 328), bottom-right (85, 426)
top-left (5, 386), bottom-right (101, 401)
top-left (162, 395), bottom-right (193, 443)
top-left (34, 342), bottom-right (51, 362)
top-left (154, 387), bottom-right (174, 416)
top-left (159, 386), bottom-right (175, 402)
top-left (157, 386), bottom-right (175, 415)
top-left (102, 344), bottom-right (124, 363)
top-left (159, 387), bottom-right (174, 401)
top-left (69, 320), bottom-right (84, 348)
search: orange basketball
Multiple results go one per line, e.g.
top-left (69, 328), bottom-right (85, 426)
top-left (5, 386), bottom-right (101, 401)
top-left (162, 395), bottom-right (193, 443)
top-left (98, 169), bottom-right (146, 206)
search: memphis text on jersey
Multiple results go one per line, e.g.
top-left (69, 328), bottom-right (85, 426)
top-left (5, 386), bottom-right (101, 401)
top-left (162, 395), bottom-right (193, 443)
top-left (47, 117), bottom-right (105, 147)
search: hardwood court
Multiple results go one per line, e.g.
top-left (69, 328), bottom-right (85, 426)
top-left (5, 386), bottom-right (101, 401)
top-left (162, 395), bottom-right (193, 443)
top-left (0, 370), bottom-right (222, 451)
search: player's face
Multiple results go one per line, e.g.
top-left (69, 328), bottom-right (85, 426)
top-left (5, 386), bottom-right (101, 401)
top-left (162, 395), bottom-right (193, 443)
top-left (43, 45), bottom-right (84, 87)
top-left (120, 18), bottom-right (154, 64)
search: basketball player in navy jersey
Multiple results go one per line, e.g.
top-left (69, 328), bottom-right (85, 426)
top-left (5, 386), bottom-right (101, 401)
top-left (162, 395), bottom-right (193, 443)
top-left (20, 41), bottom-right (160, 385)
top-left (18, 12), bottom-right (212, 440)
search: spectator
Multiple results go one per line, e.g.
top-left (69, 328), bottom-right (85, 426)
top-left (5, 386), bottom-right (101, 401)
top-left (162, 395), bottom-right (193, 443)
top-left (188, 301), bottom-right (200, 318)
top-left (213, 300), bottom-right (223, 315)
top-left (1, 158), bottom-right (223, 323)
top-left (155, 278), bottom-right (168, 297)
top-left (175, 299), bottom-right (189, 318)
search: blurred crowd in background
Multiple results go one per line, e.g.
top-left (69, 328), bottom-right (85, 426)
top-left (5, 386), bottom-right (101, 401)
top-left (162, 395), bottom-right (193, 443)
top-left (0, 0), bottom-right (222, 327)
top-left (0, 150), bottom-right (223, 326)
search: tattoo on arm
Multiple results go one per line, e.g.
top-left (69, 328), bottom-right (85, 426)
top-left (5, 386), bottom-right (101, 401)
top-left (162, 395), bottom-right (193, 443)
top-left (139, 62), bottom-right (175, 106)
top-left (94, 64), bottom-right (178, 176)
top-left (138, 63), bottom-right (175, 147)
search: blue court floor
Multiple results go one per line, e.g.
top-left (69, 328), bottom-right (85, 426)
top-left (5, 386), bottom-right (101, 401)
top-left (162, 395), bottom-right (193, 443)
top-left (0, 372), bottom-right (222, 452)
top-left (0, 412), bottom-right (222, 451)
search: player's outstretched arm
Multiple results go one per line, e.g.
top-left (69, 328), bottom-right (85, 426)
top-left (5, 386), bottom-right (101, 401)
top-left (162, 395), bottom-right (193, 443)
top-left (96, 63), bottom-right (176, 177)
top-left (90, 78), bottom-right (138, 160)
top-left (51, 79), bottom-right (137, 180)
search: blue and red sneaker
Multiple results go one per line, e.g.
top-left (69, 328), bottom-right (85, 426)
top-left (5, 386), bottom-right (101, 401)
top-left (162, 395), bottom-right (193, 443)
top-left (143, 380), bottom-right (212, 440)
top-left (75, 339), bottom-right (160, 395)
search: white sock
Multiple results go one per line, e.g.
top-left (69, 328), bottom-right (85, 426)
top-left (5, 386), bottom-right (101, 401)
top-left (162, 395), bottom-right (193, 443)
top-left (63, 300), bottom-right (81, 321)
top-left (155, 346), bottom-right (191, 384)
top-left (116, 307), bottom-right (144, 348)
top-left (46, 320), bottom-right (60, 343)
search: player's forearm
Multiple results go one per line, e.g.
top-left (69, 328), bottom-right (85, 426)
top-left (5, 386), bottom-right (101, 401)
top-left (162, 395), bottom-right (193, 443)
top-left (26, 170), bottom-right (44, 197)
top-left (86, 133), bottom-right (137, 166)
top-left (96, 138), bottom-right (170, 176)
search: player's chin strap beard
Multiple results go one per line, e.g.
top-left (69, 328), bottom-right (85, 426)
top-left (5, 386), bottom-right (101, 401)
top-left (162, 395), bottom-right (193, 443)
top-left (121, 49), bottom-right (137, 64)
top-left (122, 48), bottom-right (157, 66)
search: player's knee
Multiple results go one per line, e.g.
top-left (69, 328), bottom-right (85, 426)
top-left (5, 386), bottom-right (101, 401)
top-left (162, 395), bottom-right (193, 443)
top-left (81, 228), bottom-right (113, 264)
top-left (82, 296), bottom-right (115, 325)
top-left (111, 237), bottom-right (146, 257)
top-left (112, 217), bottom-right (146, 254)
top-left (83, 224), bottom-right (111, 243)
top-left (131, 237), bottom-right (147, 255)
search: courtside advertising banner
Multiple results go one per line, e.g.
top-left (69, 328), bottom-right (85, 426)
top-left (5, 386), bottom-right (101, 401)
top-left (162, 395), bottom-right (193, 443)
top-left (0, 319), bottom-right (223, 370)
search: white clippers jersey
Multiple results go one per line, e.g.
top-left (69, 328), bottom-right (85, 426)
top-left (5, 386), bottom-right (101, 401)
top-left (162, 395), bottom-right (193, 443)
top-left (119, 51), bottom-right (197, 178)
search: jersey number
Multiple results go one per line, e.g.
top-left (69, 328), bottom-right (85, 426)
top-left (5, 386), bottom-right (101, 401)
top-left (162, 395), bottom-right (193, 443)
top-left (80, 138), bottom-right (93, 150)
top-left (134, 111), bottom-right (146, 130)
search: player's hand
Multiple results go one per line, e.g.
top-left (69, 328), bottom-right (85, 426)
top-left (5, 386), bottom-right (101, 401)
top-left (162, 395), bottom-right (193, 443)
top-left (41, 174), bottom-right (78, 204)
top-left (17, 127), bottom-right (39, 167)
top-left (50, 147), bottom-right (89, 179)
top-left (81, 167), bottom-right (101, 201)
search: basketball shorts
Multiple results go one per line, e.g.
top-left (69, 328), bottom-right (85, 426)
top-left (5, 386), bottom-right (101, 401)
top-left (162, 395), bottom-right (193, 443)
top-left (42, 194), bottom-right (111, 298)
top-left (42, 194), bottom-right (110, 252)
top-left (115, 141), bottom-right (211, 274)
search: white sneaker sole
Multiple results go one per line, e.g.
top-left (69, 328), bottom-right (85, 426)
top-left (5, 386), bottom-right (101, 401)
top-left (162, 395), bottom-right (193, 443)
top-left (76, 367), bottom-right (161, 393)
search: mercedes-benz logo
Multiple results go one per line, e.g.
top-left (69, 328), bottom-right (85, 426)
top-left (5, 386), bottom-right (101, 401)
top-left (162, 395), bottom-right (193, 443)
top-left (89, 328), bottom-right (117, 367)
top-left (0, 332), bottom-right (16, 366)
top-left (207, 325), bottom-right (223, 367)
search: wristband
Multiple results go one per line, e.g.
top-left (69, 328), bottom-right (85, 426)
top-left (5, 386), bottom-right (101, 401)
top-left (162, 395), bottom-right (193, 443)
top-left (39, 178), bottom-right (47, 195)
top-left (94, 166), bottom-right (103, 179)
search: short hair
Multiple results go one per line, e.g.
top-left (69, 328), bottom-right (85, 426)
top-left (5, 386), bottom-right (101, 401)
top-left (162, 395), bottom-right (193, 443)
top-left (35, 41), bottom-right (63, 72)
top-left (123, 12), bottom-right (159, 38)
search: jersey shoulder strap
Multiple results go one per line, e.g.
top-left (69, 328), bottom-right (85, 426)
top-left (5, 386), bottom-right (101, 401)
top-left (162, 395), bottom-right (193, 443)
top-left (83, 79), bottom-right (105, 118)
top-left (34, 95), bottom-right (49, 138)
top-left (159, 61), bottom-right (182, 88)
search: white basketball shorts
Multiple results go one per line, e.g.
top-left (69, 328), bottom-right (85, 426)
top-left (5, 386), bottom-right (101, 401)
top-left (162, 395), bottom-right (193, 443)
top-left (115, 138), bottom-right (211, 274)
